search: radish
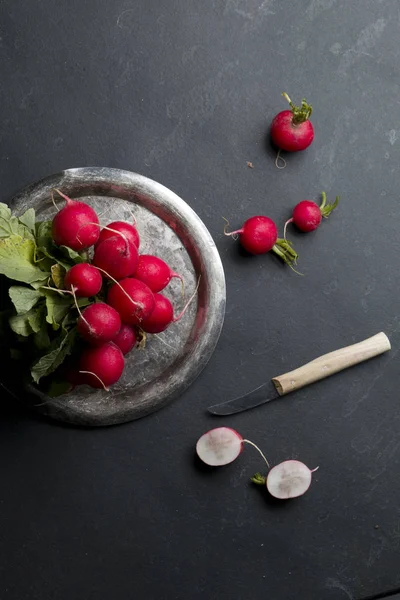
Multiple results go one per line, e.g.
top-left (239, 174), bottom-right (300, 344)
top-left (64, 263), bottom-right (103, 297)
top-left (79, 342), bottom-right (125, 390)
top-left (141, 277), bottom-right (201, 333)
top-left (135, 255), bottom-right (184, 293)
top-left (196, 428), bottom-right (270, 468)
top-left (224, 216), bottom-right (298, 268)
top-left (196, 427), bottom-right (244, 466)
top-left (96, 220), bottom-right (140, 249)
top-left (141, 293), bottom-right (174, 333)
top-left (51, 189), bottom-right (100, 250)
top-left (112, 323), bottom-right (137, 354)
top-left (252, 460), bottom-right (319, 499)
top-left (270, 93), bottom-right (314, 153)
top-left (107, 278), bottom-right (155, 325)
top-left (93, 236), bottom-right (138, 281)
top-left (77, 302), bottom-right (121, 345)
top-left (284, 192), bottom-right (339, 237)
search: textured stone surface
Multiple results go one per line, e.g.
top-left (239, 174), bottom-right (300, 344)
top-left (1, 0), bottom-right (400, 599)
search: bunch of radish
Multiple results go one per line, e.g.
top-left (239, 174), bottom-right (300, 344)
top-left (196, 427), bottom-right (318, 500)
top-left (50, 189), bottom-right (196, 391)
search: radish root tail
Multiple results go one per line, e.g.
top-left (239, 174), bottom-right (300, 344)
top-left (79, 371), bottom-right (109, 391)
top-left (51, 190), bottom-right (60, 212)
top-left (76, 223), bottom-right (130, 252)
top-left (283, 218), bottom-right (293, 241)
top-left (172, 272), bottom-right (185, 297)
top-left (275, 150), bottom-right (287, 169)
top-left (222, 217), bottom-right (241, 241)
top-left (70, 286), bottom-right (91, 330)
top-left (242, 439), bottom-right (270, 469)
top-left (94, 266), bottom-right (144, 311)
top-left (173, 275), bottom-right (201, 322)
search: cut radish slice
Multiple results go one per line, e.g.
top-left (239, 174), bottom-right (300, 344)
top-left (196, 427), bottom-right (243, 466)
top-left (266, 460), bottom-right (317, 499)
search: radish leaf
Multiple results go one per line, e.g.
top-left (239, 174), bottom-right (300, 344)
top-left (0, 235), bottom-right (50, 284)
top-left (8, 286), bottom-right (42, 314)
top-left (30, 328), bottom-right (76, 383)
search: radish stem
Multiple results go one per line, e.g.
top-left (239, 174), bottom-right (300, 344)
top-left (242, 439), bottom-right (270, 469)
top-left (282, 92), bottom-right (313, 124)
top-left (54, 188), bottom-right (72, 203)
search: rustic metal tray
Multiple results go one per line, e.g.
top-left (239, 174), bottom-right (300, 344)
top-left (9, 167), bottom-right (226, 426)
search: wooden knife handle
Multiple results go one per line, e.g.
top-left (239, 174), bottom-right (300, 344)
top-left (272, 332), bottom-right (391, 396)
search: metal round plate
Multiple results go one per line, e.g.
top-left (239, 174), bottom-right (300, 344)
top-left (9, 168), bottom-right (226, 426)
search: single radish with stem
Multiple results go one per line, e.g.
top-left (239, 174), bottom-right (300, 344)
top-left (51, 189), bottom-right (100, 250)
top-left (93, 235), bottom-right (139, 281)
top-left (141, 277), bottom-right (200, 334)
top-left (284, 192), bottom-right (339, 238)
top-left (224, 216), bottom-right (298, 269)
top-left (135, 255), bottom-right (184, 294)
top-left (196, 427), bottom-right (270, 468)
top-left (252, 460), bottom-right (319, 499)
top-left (271, 92), bottom-right (314, 153)
top-left (79, 342), bottom-right (125, 390)
top-left (64, 263), bottom-right (103, 297)
top-left (112, 323), bottom-right (137, 354)
top-left (96, 220), bottom-right (140, 249)
top-left (107, 278), bottom-right (155, 325)
top-left (77, 302), bottom-right (121, 345)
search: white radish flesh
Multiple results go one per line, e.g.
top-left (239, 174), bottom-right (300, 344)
top-left (196, 427), bottom-right (243, 466)
top-left (266, 460), bottom-right (317, 499)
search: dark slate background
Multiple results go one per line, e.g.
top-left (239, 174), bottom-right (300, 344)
top-left (1, 1), bottom-right (400, 599)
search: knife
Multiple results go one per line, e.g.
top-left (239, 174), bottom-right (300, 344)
top-left (208, 332), bottom-right (391, 416)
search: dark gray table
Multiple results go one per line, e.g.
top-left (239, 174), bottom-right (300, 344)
top-left (1, 1), bottom-right (400, 599)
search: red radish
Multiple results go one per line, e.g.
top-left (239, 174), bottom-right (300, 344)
top-left (135, 255), bottom-right (183, 293)
top-left (64, 263), bottom-right (103, 297)
top-left (284, 192), bottom-right (339, 237)
top-left (77, 302), bottom-right (121, 345)
top-left (252, 461), bottom-right (319, 499)
top-left (271, 93), bottom-right (314, 153)
top-left (51, 189), bottom-right (100, 250)
top-left (141, 294), bottom-right (174, 333)
top-left (224, 216), bottom-right (298, 268)
top-left (141, 277), bottom-right (201, 333)
top-left (196, 427), bottom-right (244, 466)
top-left (107, 278), bottom-right (155, 325)
top-left (93, 236), bottom-right (138, 281)
top-left (79, 342), bottom-right (125, 390)
top-left (96, 220), bottom-right (140, 249)
top-left (112, 323), bottom-right (137, 354)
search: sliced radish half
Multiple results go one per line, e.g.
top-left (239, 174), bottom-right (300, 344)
top-left (196, 427), bottom-right (243, 466)
top-left (266, 460), bottom-right (318, 499)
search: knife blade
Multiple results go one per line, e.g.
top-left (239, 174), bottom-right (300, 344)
top-left (208, 332), bottom-right (391, 416)
top-left (208, 382), bottom-right (279, 415)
